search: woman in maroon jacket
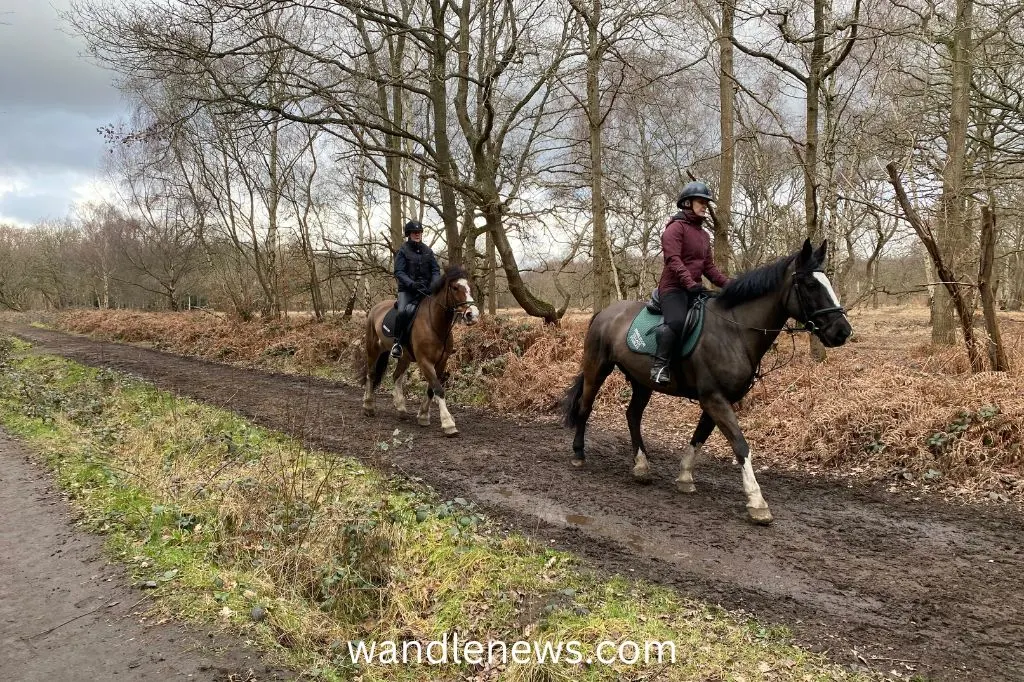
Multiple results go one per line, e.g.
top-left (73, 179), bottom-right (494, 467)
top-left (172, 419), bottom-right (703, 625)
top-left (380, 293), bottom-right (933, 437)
top-left (651, 181), bottom-right (731, 384)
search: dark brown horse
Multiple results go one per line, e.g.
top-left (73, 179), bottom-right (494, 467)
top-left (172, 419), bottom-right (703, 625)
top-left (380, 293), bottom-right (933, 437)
top-left (361, 265), bottom-right (479, 436)
top-left (561, 240), bottom-right (852, 524)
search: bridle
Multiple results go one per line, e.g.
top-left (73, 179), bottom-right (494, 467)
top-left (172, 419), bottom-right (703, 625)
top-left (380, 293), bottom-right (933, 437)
top-left (705, 270), bottom-right (847, 338)
top-left (422, 280), bottom-right (477, 359)
top-left (788, 272), bottom-right (846, 336)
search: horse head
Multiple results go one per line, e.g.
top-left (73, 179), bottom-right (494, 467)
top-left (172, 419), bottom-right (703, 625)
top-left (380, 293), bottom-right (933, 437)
top-left (787, 239), bottom-right (852, 348)
top-left (434, 265), bottom-right (480, 325)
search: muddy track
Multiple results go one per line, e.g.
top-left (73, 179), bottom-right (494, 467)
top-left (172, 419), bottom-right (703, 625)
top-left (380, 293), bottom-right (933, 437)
top-left (8, 325), bottom-right (1024, 680)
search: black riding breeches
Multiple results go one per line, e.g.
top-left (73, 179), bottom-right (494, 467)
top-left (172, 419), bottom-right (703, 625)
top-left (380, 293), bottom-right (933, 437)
top-left (661, 289), bottom-right (695, 336)
top-left (396, 291), bottom-right (422, 339)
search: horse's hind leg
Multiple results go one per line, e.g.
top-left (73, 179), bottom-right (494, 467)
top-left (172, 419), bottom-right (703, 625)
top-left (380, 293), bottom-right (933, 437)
top-left (626, 381), bottom-right (653, 483)
top-left (699, 394), bottom-right (772, 525)
top-left (571, 360), bottom-right (615, 466)
top-left (392, 356), bottom-right (411, 416)
top-left (362, 352), bottom-right (379, 417)
top-left (675, 410), bottom-right (714, 493)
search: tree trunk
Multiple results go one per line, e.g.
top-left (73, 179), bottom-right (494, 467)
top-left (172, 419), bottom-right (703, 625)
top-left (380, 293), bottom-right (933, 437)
top-left (429, 0), bottom-right (463, 267)
top-left (933, 0), bottom-right (974, 345)
top-left (979, 207), bottom-right (1009, 371)
top-left (486, 227), bottom-right (497, 315)
top-left (587, 0), bottom-right (613, 312)
top-left (483, 204), bottom-right (559, 323)
top-left (887, 162), bottom-right (983, 372)
top-left (803, 0), bottom-right (825, 240)
top-left (715, 0), bottom-right (736, 272)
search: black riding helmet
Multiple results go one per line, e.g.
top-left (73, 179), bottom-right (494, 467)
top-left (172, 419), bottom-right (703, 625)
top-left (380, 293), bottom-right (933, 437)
top-left (404, 220), bottom-right (424, 236)
top-left (676, 181), bottom-right (714, 209)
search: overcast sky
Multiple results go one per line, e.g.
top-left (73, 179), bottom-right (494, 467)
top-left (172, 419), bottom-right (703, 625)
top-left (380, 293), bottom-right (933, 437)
top-left (0, 0), bottom-right (125, 225)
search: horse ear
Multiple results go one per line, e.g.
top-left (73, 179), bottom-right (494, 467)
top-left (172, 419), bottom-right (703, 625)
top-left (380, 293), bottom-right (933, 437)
top-left (813, 240), bottom-right (828, 266)
top-left (797, 239), bottom-right (813, 268)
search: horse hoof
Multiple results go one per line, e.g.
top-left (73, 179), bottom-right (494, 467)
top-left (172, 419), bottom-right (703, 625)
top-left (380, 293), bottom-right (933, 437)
top-left (747, 506), bottom-right (773, 525)
top-left (571, 457), bottom-right (585, 468)
top-left (417, 417), bottom-right (431, 427)
top-left (363, 407), bottom-right (375, 417)
top-left (443, 426), bottom-right (460, 437)
top-left (632, 467), bottom-right (652, 484)
top-left (675, 480), bottom-right (697, 494)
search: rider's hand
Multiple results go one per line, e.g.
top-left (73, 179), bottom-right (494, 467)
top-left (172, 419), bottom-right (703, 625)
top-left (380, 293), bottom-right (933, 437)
top-left (687, 285), bottom-right (706, 296)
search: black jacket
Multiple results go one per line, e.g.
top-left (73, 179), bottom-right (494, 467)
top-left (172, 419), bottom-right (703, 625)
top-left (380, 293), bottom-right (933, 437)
top-left (395, 240), bottom-right (441, 294)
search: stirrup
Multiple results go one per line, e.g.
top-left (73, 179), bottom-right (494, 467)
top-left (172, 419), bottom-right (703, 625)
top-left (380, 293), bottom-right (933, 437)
top-left (651, 364), bottom-right (671, 385)
top-left (390, 342), bottom-right (403, 359)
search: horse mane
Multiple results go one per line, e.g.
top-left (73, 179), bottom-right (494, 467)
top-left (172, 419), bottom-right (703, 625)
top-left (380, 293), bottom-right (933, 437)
top-left (431, 264), bottom-right (469, 295)
top-left (717, 254), bottom-right (797, 309)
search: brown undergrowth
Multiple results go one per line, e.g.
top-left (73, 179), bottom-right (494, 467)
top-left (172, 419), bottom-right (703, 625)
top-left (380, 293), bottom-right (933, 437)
top-left (50, 307), bottom-right (1024, 503)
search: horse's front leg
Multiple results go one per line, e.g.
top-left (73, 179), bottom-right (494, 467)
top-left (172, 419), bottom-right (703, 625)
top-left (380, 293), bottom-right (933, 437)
top-left (417, 356), bottom-right (458, 437)
top-left (675, 410), bottom-right (715, 493)
top-left (699, 394), bottom-right (772, 525)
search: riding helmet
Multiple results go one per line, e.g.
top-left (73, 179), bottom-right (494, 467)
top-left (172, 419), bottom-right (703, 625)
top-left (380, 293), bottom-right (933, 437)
top-left (404, 220), bottom-right (424, 236)
top-left (676, 181), bottom-right (714, 209)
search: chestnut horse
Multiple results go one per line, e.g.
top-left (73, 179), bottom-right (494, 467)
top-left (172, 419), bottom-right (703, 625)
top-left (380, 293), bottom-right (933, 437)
top-left (361, 265), bottom-right (479, 436)
top-left (561, 240), bottom-right (852, 524)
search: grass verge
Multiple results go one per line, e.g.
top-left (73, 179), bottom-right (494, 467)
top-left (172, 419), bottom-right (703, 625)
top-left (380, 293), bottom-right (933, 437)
top-left (0, 336), bottom-right (868, 681)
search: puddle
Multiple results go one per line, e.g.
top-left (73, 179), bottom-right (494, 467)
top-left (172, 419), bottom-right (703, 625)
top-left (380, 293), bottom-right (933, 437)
top-left (475, 483), bottom-right (884, 614)
top-left (480, 486), bottom-right (689, 564)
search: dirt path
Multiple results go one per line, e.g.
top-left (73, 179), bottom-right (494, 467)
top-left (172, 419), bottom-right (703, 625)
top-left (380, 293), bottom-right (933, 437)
top-left (0, 430), bottom-right (292, 681)
top-left (8, 325), bottom-right (1024, 680)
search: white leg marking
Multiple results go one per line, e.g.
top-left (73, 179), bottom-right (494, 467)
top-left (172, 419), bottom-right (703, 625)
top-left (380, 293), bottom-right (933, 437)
top-left (417, 393), bottom-right (431, 426)
top-left (393, 371), bottom-right (407, 413)
top-left (675, 443), bottom-right (700, 492)
top-left (632, 448), bottom-right (651, 480)
top-left (437, 397), bottom-right (458, 435)
top-left (742, 454), bottom-right (772, 524)
top-left (363, 376), bottom-right (375, 414)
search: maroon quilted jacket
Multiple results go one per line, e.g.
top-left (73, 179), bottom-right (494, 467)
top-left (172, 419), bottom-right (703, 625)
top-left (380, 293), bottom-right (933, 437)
top-left (657, 210), bottom-right (730, 293)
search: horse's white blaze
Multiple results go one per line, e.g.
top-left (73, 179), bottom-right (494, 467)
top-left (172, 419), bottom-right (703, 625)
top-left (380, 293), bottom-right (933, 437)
top-left (741, 455), bottom-right (768, 510)
top-left (457, 278), bottom-right (480, 323)
top-left (813, 271), bottom-right (841, 307)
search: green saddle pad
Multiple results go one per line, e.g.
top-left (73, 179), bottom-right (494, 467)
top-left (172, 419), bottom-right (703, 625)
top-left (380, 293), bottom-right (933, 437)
top-left (626, 299), bottom-right (705, 359)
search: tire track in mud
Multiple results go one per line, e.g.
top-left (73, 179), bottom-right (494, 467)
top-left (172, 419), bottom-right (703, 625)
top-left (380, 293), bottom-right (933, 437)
top-left (8, 325), bottom-right (1024, 680)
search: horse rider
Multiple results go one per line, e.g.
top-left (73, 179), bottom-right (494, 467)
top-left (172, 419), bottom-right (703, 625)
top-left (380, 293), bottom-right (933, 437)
top-left (391, 220), bottom-right (441, 359)
top-left (651, 181), bottom-right (732, 385)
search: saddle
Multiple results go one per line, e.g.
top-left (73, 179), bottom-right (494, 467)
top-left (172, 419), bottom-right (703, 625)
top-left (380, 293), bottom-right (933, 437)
top-left (382, 298), bottom-right (421, 340)
top-left (626, 288), bottom-right (707, 359)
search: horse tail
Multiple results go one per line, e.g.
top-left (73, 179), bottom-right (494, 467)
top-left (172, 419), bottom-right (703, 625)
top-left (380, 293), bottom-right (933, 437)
top-left (560, 372), bottom-right (586, 429)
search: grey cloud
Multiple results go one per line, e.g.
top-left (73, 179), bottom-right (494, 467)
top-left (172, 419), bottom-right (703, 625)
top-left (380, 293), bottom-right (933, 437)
top-left (0, 184), bottom-right (78, 224)
top-left (0, 0), bottom-right (122, 115)
top-left (0, 107), bottom-right (109, 174)
top-left (0, 0), bottom-right (126, 223)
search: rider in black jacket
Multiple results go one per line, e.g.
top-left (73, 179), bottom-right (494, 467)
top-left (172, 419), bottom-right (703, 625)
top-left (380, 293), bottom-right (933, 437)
top-left (391, 220), bottom-right (441, 359)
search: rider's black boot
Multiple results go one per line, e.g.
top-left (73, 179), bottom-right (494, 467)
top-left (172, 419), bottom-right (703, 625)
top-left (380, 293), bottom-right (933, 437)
top-left (650, 324), bottom-right (676, 385)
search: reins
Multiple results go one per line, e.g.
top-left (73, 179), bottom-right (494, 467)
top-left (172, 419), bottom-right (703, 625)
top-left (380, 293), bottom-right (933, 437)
top-left (699, 275), bottom-right (847, 393)
top-left (421, 279), bottom-right (475, 360)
